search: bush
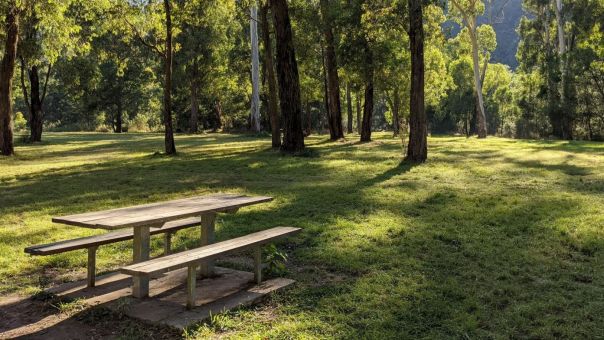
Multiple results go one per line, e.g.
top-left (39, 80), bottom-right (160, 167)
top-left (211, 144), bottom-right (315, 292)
top-left (129, 114), bottom-right (150, 132)
top-left (13, 112), bottom-right (27, 132)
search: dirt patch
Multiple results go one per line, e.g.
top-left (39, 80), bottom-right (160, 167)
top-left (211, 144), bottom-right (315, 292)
top-left (0, 294), bottom-right (180, 339)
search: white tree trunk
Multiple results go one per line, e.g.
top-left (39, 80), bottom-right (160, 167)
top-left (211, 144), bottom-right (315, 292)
top-left (469, 22), bottom-right (487, 138)
top-left (554, 0), bottom-right (565, 55)
top-left (250, 3), bottom-right (261, 132)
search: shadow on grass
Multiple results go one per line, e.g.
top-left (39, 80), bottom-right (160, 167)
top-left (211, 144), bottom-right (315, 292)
top-left (2, 133), bottom-right (604, 338)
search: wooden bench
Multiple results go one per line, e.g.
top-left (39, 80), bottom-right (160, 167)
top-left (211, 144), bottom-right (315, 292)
top-left (25, 217), bottom-right (203, 288)
top-left (120, 226), bottom-right (300, 309)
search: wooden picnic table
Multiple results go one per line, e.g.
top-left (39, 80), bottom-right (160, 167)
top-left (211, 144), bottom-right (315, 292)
top-left (52, 193), bottom-right (273, 298)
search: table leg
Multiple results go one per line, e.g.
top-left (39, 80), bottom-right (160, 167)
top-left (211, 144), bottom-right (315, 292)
top-left (199, 212), bottom-right (216, 277)
top-left (132, 226), bottom-right (150, 298)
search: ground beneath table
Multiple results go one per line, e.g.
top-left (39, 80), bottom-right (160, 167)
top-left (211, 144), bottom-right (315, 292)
top-left (0, 267), bottom-right (293, 338)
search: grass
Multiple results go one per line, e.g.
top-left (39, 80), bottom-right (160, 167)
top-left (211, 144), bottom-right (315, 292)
top-left (1, 132), bottom-right (604, 338)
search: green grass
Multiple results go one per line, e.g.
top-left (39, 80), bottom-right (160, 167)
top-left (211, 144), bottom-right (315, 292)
top-left (2, 132), bottom-right (604, 338)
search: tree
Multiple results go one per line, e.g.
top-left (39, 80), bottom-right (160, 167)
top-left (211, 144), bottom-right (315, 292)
top-left (124, 0), bottom-right (176, 154)
top-left (406, 0), bottom-right (427, 162)
top-left (319, 0), bottom-right (344, 140)
top-left (260, 2), bottom-right (281, 147)
top-left (17, 0), bottom-right (82, 142)
top-left (0, 1), bottom-right (19, 156)
top-left (250, 1), bottom-right (261, 132)
top-left (449, 0), bottom-right (488, 138)
top-left (271, 0), bottom-right (304, 152)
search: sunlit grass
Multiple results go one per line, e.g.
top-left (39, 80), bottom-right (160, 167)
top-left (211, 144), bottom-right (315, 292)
top-left (1, 132), bottom-right (604, 338)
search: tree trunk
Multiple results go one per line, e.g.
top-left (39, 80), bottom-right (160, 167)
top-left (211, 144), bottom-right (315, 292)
top-left (392, 88), bottom-right (400, 137)
top-left (321, 44), bottom-right (331, 135)
top-left (554, 0), bottom-right (573, 140)
top-left (213, 99), bottom-right (223, 132)
top-left (163, 0), bottom-right (176, 154)
top-left (115, 91), bottom-right (123, 133)
top-left (405, 0), bottom-right (427, 162)
top-left (250, 3), bottom-right (261, 132)
top-left (360, 41), bottom-right (373, 142)
top-left (346, 83), bottom-right (353, 134)
top-left (469, 23), bottom-right (487, 138)
top-left (189, 79), bottom-right (199, 133)
top-left (305, 100), bottom-right (311, 136)
top-left (28, 65), bottom-right (43, 141)
top-left (272, 0), bottom-right (304, 152)
top-left (554, 0), bottom-right (565, 55)
top-left (260, 3), bottom-right (281, 147)
top-left (356, 91), bottom-right (361, 134)
top-left (320, 0), bottom-right (343, 140)
top-left (0, 4), bottom-right (19, 156)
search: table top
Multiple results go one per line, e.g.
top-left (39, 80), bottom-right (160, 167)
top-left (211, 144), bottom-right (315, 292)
top-left (52, 194), bottom-right (273, 230)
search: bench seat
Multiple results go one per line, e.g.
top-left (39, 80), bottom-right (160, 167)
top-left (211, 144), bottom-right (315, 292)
top-left (25, 217), bottom-right (202, 287)
top-left (120, 226), bottom-right (300, 309)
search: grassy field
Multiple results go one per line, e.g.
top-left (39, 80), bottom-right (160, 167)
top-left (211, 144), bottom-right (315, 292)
top-left (1, 132), bottom-right (604, 338)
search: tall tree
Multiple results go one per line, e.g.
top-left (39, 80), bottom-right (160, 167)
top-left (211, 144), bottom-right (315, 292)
top-left (250, 1), bottom-right (261, 132)
top-left (162, 0), bottom-right (176, 154)
top-left (271, 0), bottom-right (304, 152)
top-left (0, 2), bottom-right (19, 156)
top-left (406, 0), bottom-right (427, 162)
top-left (18, 0), bottom-right (84, 142)
top-left (260, 1), bottom-right (280, 147)
top-left (319, 0), bottom-right (344, 140)
top-left (360, 37), bottom-right (374, 142)
top-left (449, 0), bottom-right (488, 138)
top-left (346, 83), bottom-right (353, 133)
top-left (125, 0), bottom-right (176, 154)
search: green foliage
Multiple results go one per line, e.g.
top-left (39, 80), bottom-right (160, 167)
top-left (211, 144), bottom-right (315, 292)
top-left (263, 243), bottom-right (288, 277)
top-left (3, 133), bottom-right (604, 338)
top-left (13, 112), bottom-right (26, 131)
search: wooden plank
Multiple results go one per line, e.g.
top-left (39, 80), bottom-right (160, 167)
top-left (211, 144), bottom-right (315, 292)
top-left (186, 265), bottom-right (196, 309)
top-left (121, 227), bottom-right (300, 276)
top-left (24, 217), bottom-right (202, 255)
top-left (199, 213), bottom-right (216, 277)
top-left (253, 247), bottom-right (262, 284)
top-left (132, 226), bottom-right (150, 298)
top-left (87, 196), bottom-right (273, 230)
top-left (52, 194), bottom-right (273, 230)
top-left (164, 232), bottom-right (172, 255)
top-left (87, 247), bottom-right (97, 288)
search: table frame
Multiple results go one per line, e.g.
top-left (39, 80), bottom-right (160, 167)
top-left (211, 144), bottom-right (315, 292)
top-left (51, 194), bottom-right (271, 298)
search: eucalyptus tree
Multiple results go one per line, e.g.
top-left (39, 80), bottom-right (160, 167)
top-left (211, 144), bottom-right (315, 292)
top-left (260, 1), bottom-right (280, 147)
top-left (18, 0), bottom-right (89, 142)
top-left (250, 0), bottom-right (261, 132)
top-left (448, 0), bottom-right (489, 138)
top-left (0, 0), bottom-right (19, 156)
top-left (339, 0), bottom-right (376, 142)
top-left (406, 0), bottom-right (427, 161)
top-left (174, 0), bottom-right (235, 133)
top-left (319, 0), bottom-right (344, 140)
top-left (122, 0), bottom-right (176, 154)
top-left (271, 0), bottom-right (304, 152)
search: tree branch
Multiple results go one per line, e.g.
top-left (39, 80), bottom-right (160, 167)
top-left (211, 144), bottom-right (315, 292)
top-left (124, 17), bottom-right (165, 58)
top-left (19, 56), bottom-right (30, 109)
top-left (41, 63), bottom-right (52, 105)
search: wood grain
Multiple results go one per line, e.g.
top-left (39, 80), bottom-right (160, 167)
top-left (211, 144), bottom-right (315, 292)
top-left (52, 194), bottom-right (273, 230)
top-left (121, 227), bottom-right (300, 277)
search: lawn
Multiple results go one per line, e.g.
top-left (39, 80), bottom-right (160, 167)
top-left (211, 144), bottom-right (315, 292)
top-left (1, 132), bottom-right (604, 338)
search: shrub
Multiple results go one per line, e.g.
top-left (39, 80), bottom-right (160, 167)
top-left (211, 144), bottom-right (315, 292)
top-left (13, 112), bottom-right (27, 132)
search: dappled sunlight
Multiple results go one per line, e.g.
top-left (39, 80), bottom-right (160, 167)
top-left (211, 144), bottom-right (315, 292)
top-left (2, 133), bottom-right (604, 337)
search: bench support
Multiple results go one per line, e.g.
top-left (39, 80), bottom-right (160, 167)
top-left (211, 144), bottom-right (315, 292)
top-left (164, 232), bottom-right (172, 255)
top-left (87, 246), bottom-right (98, 287)
top-left (186, 265), bottom-right (196, 309)
top-left (132, 226), bottom-right (151, 298)
top-left (199, 213), bottom-right (216, 277)
top-left (254, 247), bottom-right (262, 284)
